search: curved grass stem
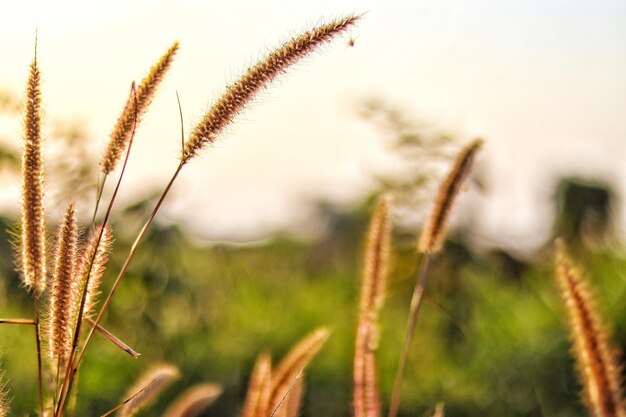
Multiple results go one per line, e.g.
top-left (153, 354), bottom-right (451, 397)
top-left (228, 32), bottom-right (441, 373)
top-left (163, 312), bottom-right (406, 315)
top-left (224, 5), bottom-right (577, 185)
top-left (388, 253), bottom-right (431, 417)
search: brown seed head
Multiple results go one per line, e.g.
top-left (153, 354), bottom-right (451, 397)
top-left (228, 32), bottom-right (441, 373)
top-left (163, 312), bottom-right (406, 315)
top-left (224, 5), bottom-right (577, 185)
top-left (554, 239), bottom-right (626, 417)
top-left (269, 327), bottom-right (329, 415)
top-left (119, 364), bottom-right (180, 417)
top-left (101, 41), bottom-right (180, 174)
top-left (241, 353), bottom-right (272, 417)
top-left (19, 55), bottom-right (47, 293)
top-left (181, 15), bottom-right (360, 164)
top-left (163, 383), bottom-right (222, 417)
top-left (354, 198), bottom-right (390, 417)
top-left (48, 203), bottom-right (79, 360)
top-left (418, 139), bottom-right (482, 254)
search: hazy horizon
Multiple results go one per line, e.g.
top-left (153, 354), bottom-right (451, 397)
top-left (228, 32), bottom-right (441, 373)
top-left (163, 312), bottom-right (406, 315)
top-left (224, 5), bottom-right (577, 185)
top-left (1, 0), bottom-right (625, 254)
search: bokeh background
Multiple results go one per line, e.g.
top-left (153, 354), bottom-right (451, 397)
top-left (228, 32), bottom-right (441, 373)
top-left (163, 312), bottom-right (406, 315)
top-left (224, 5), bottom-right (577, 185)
top-left (1, 1), bottom-right (626, 415)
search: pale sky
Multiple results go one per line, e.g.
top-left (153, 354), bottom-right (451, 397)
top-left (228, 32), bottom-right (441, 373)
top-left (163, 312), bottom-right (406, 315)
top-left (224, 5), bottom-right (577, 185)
top-left (1, 1), bottom-right (626, 253)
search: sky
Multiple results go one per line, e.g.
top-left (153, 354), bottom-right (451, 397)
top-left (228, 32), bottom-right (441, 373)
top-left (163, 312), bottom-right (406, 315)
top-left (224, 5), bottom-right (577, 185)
top-left (1, 0), bottom-right (625, 253)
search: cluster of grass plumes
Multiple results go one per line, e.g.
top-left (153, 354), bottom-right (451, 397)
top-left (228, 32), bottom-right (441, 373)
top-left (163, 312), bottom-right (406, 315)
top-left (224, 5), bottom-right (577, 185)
top-left (0, 14), bottom-right (359, 416)
top-left (4, 11), bottom-right (619, 417)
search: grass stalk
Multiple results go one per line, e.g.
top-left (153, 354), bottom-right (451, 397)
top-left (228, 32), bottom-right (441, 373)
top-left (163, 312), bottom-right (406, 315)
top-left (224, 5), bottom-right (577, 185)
top-left (354, 199), bottom-right (390, 417)
top-left (55, 87), bottom-right (140, 416)
top-left (388, 252), bottom-right (431, 417)
top-left (0, 318), bottom-right (36, 325)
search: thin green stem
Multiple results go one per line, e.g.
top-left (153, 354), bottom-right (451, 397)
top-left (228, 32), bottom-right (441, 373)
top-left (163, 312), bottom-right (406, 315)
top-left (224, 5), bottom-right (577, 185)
top-left (388, 253), bottom-right (431, 417)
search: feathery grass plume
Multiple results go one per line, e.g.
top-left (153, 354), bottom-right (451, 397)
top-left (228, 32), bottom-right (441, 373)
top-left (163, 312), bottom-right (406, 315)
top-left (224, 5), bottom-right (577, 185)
top-left (181, 15), bottom-right (359, 164)
top-left (163, 383), bottom-right (222, 417)
top-left (101, 41), bottom-right (180, 174)
top-left (75, 224), bottom-right (113, 319)
top-left (554, 239), bottom-right (626, 417)
top-left (418, 139), bottom-right (483, 254)
top-left (118, 363), bottom-right (180, 417)
top-left (19, 52), bottom-right (46, 293)
top-left (354, 199), bottom-right (391, 417)
top-left (48, 203), bottom-right (79, 361)
top-left (269, 327), bottom-right (329, 415)
top-left (242, 353), bottom-right (272, 417)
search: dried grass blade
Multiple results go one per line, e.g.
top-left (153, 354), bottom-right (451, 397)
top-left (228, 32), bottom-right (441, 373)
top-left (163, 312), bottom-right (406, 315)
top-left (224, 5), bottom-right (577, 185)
top-left (0, 318), bottom-right (36, 325)
top-left (85, 317), bottom-right (140, 358)
top-left (554, 239), bottom-right (626, 417)
top-left (163, 383), bottom-right (222, 417)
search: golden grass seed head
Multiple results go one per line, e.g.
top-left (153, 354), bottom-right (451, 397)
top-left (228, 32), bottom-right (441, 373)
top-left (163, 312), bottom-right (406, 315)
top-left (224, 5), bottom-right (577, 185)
top-left (181, 15), bottom-right (360, 164)
top-left (19, 56), bottom-right (47, 294)
top-left (554, 239), bottom-right (626, 417)
top-left (48, 203), bottom-right (80, 361)
top-left (101, 41), bottom-right (180, 174)
top-left (242, 353), bottom-right (272, 417)
top-left (119, 364), bottom-right (180, 417)
top-left (354, 198), bottom-right (390, 417)
top-left (163, 383), bottom-right (222, 417)
top-left (418, 139), bottom-right (483, 254)
top-left (269, 327), bottom-right (329, 415)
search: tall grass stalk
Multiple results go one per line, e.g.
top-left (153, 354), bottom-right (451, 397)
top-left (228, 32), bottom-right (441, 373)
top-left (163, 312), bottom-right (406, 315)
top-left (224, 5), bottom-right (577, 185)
top-left (388, 139), bottom-right (482, 417)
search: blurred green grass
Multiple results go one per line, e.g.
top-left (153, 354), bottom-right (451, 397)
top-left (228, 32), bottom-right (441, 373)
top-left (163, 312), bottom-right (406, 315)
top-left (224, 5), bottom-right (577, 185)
top-left (1, 198), bottom-right (625, 417)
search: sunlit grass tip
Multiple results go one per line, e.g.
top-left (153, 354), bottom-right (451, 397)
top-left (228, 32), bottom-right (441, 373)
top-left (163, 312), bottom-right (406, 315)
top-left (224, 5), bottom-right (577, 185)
top-left (18, 51), bottom-right (46, 294)
top-left (242, 353), bottom-right (272, 417)
top-left (418, 138), bottom-right (483, 254)
top-left (269, 327), bottom-right (330, 415)
top-left (181, 14), bottom-right (360, 164)
top-left (554, 238), bottom-right (626, 417)
top-left (163, 383), bottom-right (222, 417)
top-left (101, 41), bottom-right (180, 174)
top-left (118, 363), bottom-right (180, 417)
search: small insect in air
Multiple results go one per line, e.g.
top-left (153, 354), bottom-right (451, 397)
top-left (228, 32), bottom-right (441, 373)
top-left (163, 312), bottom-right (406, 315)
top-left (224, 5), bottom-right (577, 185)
top-left (347, 37), bottom-right (355, 47)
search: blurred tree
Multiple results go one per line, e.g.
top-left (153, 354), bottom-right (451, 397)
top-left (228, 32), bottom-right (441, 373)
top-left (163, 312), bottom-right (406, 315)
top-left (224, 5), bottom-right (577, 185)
top-left (357, 98), bottom-right (456, 229)
top-left (553, 177), bottom-right (614, 248)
